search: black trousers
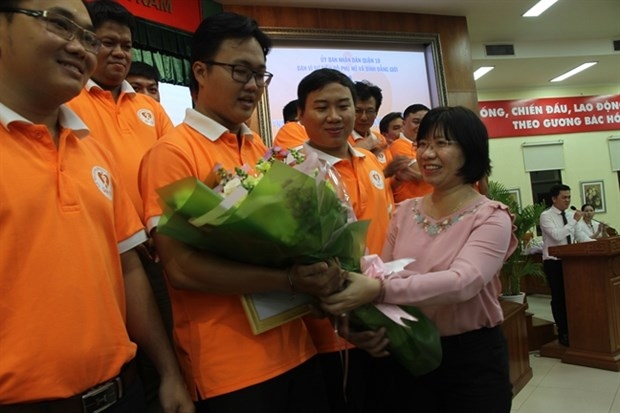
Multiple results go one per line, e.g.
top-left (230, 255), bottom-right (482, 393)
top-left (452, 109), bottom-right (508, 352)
top-left (314, 348), bottom-right (372, 413)
top-left (543, 259), bottom-right (569, 337)
top-left (195, 357), bottom-right (330, 413)
top-left (363, 326), bottom-right (512, 413)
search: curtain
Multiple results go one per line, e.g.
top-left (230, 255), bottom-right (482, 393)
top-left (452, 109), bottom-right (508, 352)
top-left (132, 18), bottom-right (192, 86)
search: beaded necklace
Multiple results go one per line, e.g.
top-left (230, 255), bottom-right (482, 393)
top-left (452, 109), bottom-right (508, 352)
top-left (413, 197), bottom-right (484, 236)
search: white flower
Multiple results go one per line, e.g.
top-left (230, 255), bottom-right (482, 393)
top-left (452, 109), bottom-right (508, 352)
top-left (223, 177), bottom-right (242, 196)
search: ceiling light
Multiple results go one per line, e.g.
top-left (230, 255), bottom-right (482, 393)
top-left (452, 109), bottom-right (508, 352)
top-left (550, 62), bottom-right (598, 82)
top-left (473, 66), bottom-right (494, 80)
top-left (523, 0), bottom-right (558, 17)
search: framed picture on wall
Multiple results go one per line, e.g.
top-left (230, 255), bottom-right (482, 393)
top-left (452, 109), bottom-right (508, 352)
top-left (507, 188), bottom-right (522, 211)
top-left (580, 181), bottom-right (606, 213)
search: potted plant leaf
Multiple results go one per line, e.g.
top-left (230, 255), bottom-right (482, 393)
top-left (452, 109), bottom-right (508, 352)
top-left (487, 181), bottom-right (547, 302)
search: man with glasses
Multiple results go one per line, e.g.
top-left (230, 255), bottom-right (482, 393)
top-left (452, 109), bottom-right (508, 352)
top-left (348, 81), bottom-right (392, 168)
top-left (0, 1), bottom-right (192, 412)
top-left (139, 12), bottom-right (338, 413)
top-left (66, 2), bottom-right (175, 411)
top-left (67, 0), bottom-right (173, 218)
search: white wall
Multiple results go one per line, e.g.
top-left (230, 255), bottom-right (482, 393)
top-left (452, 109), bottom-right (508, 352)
top-left (159, 82), bottom-right (192, 126)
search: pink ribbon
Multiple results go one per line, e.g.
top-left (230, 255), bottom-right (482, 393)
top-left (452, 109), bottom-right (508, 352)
top-left (360, 255), bottom-right (418, 327)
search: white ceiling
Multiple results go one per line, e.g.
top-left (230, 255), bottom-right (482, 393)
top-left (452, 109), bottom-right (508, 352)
top-left (219, 0), bottom-right (620, 92)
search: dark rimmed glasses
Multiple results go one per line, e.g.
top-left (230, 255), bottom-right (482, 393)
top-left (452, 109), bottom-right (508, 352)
top-left (204, 61), bottom-right (273, 87)
top-left (0, 8), bottom-right (101, 54)
top-left (355, 108), bottom-right (378, 117)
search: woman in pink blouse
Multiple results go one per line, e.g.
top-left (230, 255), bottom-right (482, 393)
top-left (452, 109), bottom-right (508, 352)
top-left (323, 106), bottom-right (518, 413)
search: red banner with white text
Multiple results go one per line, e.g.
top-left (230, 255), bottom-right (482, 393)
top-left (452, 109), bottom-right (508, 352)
top-left (478, 95), bottom-right (620, 138)
top-left (119, 0), bottom-right (201, 33)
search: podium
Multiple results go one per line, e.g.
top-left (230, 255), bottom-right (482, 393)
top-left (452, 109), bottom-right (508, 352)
top-left (549, 237), bottom-right (620, 371)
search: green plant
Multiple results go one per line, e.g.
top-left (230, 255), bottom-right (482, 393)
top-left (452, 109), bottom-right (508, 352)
top-left (487, 181), bottom-right (547, 296)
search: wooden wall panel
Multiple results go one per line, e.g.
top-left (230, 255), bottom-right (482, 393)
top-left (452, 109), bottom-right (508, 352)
top-left (223, 5), bottom-right (478, 111)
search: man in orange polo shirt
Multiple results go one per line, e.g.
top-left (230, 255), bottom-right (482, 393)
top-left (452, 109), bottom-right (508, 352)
top-left (0, 1), bottom-right (192, 412)
top-left (67, 0), bottom-right (173, 219)
top-left (273, 99), bottom-right (308, 150)
top-left (66, 3), bottom-right (175, 409)
top-left (387, 103), bottom-right (433, 203)
top-left (297, 68), bottom-right (394, 412)
top-left (379, 111), bottom-right (403, 145)
top-left (127, 61), bottom-right (161, 102)
top-left (139, 12), bottom-right (342, 413)
top-left (348, 80), bottom-right (393, 168)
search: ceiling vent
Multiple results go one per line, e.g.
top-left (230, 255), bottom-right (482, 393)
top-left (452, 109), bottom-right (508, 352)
top-left (485, 44), bottom-right (515, 56)
top-left (614, 40), bottom-right (620, 51)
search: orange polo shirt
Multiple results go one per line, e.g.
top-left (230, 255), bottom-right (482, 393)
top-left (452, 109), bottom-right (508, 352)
top-left (139, 109), bottom-right (316, 400)
top-left (0, 104), bottom-right (147, 403)
top-left (67, 80), bottom-right (174, 217)
top-left (389, 136), bottom-right (433, 202)
top-left (302, 144), bottom-right (393, 353)
top-left (272, 121), bottom-right (308, 150)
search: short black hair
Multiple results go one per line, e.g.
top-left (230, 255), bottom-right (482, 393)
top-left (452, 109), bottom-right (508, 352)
top-left (86, 0), bottom-right (136, 33)
top-left (282, 100), bottom-right (298, 122)
top-left (128, 61), bottom-right (160, 83)
top-left (354, 80), bottom-right (382, 110)
top-left (403, 103), bottom-right (430, 119)
top-left (379, 112), bottom-right (403, 134)
top-left (297, 68), bottom-right (356, 111)
top-left (581, 203), bottom-right (594, 211)
top-left (549, 184), bottom-right (571, 198)
top-left (416, 106), bottom-right (491, 184)
top-left (190, 12), bottom-right (272, 92)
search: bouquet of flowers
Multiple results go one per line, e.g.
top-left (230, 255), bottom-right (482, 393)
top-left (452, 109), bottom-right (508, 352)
top-left (156, 148), bottom-right (369, 271)
top-left (156, 147), bottom-right (441, 374)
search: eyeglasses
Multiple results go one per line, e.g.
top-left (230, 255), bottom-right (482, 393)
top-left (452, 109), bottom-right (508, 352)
top-left (416, 138), bottom-right (456, 152)
top-left (99, 39), bottom-right (133, 53)
top-left (0, 8), bottom-right (101, 54)
top-left (355, 108), bottom-right (377, 117)
top-left (204, 61), bottom-right (273, 87)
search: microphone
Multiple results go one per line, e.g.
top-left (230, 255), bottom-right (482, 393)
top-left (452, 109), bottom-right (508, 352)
top-left (570, 206), bottom-right (577, 211)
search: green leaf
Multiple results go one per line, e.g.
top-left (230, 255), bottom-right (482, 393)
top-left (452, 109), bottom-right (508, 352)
top-left (488, 180), bottom-right (547, 295)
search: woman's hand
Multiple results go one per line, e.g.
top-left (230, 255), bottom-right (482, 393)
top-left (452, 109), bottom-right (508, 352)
top-left (320, 272), bottom-right (382, 315)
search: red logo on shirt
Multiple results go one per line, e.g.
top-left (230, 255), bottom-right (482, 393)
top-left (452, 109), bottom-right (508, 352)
top-left (369, 169), bottom-right (385, 190)
top-left (137, 109), bottom-right (155, 126)
top-left (92, 166), bottom-right (113, 200)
